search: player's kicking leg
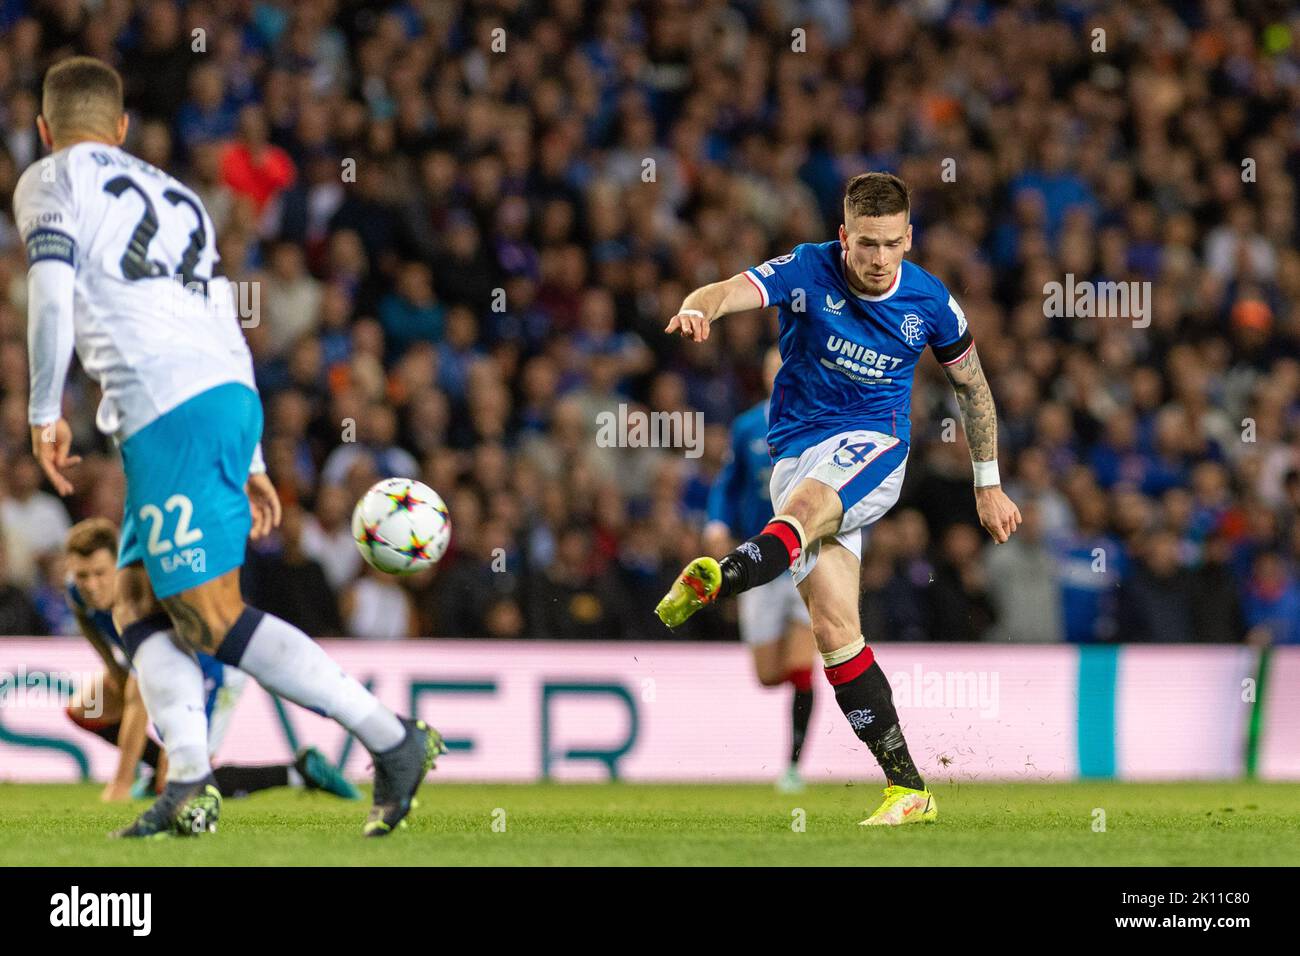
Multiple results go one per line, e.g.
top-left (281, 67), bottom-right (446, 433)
top-left (657, 434), bottom-right (856, 627)
top-left (740, 577), bottom-right (815, 792)
top-left (203, 669), bottom-right (360, 800)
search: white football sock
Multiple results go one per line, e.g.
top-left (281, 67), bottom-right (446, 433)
top-left (236, 611), bottom-right (406, 753)
top-left (132, 630), bottom-right (212, 784)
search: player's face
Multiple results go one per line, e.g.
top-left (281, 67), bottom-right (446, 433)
top-left (68, 548), bottom-right (116, 611)
top-left (839, 212), bottom-right (912, 295)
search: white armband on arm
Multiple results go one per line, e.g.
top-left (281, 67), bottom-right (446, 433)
top-left (249, 442), bottom-right (267, 476)
top-left (26, 258), bottom-right (77, 427)
top-left (972, 459), bottom-right (1000, 488)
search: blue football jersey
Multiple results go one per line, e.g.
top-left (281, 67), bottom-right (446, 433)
top-left (706, 401), bottom-right (775, 538)
top-left (743, 242), bottom-right (974, 459)
top-left (66, 582), bottom-right (122, 651)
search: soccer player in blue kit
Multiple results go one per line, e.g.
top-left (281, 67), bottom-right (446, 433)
top-left (658, 173), bottom-right (1022, 826)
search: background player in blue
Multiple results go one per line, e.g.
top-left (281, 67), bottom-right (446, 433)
top-left (658, 172), bottom-right (1022, 826)
top-left (705, 347), bottom-right (816, 793)
top-left (63, 519), bottom-right (359, 802)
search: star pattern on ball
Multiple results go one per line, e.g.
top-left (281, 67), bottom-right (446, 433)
top-left (384, 486), bottom-right (426, 512)
top-left (397, 531), bottom-right (437, 562)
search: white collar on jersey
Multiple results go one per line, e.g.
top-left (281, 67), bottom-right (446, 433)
top-left (840, 250), bottom-right (903, 301)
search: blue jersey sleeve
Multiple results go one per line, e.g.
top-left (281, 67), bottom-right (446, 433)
top-left (742, 244), bottom-right (809, 310)
top-left (928, 283), bottom-right (975, 366)
top-left (705, 423), bottom-right (743, 533)
top-left (66, 581), bottom-right (87, 612)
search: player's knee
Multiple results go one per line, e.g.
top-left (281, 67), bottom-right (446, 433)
top-left (159, 593), bottom-right (234, 655)
top-left (755, 663), bottom-right (786, 687)
top-left (780, 482), bottom-right (842, 541)
top-left (810, 616), bottom-right (859, 656)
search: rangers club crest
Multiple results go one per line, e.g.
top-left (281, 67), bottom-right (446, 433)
top-left (900, 313), bottom-right (924, 345)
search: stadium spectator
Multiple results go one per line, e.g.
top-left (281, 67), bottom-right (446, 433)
top-left (928, 524), bottom-right (995, 642)
top-left (984, 501), bottom-right (1065, 643)
top-left (0, 535), bottom-right (46, 636)
top-left (220, 104), bottom-right (297, 226)
top-left (259, 241), bottom-right (324, 360)
top-left (1190, 529), bottom-right (1248, 643)
top-left (1, 456), bottom-right (71, 588)
top-left (341, 565), bottom-right (418, 641)
top-left (1243, 552), bottom-right (1300, 646)
top-left (242, 504), bottom-right (341, 637)
top-left (526, 524), bottom-right (629, 641)
top-left (859, 518), bottom-right (928, 644)
top-left (1117, 529), bottom-right (1196, 643)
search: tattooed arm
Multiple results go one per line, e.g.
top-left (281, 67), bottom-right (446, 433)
top-left (942, 345), bottom-right (1022, 543)
top-left (943, 345), bottom-right (999, 464)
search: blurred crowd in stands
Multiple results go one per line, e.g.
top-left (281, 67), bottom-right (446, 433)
top-left (0, 0), bottom-right (1298, 643)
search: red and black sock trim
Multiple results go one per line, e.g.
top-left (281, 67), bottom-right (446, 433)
top-left (718, 518), bottom-right (805, 597)
top-left (762, 519), bottom-right (803, 563)
top-left (823, 644), bottom-right (875, 686)
top-left (787, 666), bottom-right (813, 693)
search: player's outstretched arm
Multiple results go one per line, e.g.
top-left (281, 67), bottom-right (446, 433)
top-left (665, 273), bottom-right (765, 342)
top-left (104, 674), bottom-right (149, 802)
top-left (942, 345), bottom-right (1022, 543)
top-left (71, 607), bottom-right (128, 689)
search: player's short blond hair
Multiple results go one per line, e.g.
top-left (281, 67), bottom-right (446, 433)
top-left (41, 56), bottom-right (124, 141)
top-left (844, 172), bottom-right (911, 221)
top-left (66, 517), bottom-right (119, 559)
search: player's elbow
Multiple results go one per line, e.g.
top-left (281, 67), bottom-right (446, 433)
top-left (720, 274), bottom-right (762, 314)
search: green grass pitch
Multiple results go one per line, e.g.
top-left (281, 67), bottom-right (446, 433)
top-left (1, 781), bottom-right (1298, 866)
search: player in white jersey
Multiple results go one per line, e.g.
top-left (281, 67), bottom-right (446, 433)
top-left (16, 57), bottom-right (444, 837)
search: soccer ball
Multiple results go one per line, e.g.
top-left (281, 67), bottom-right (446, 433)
top-left (351, 478), bottom-right (452, 574)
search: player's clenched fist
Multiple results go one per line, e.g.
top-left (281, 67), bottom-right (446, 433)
top-left (975, 486), bottom-right (1022, 544)
top-left (665, 308), bottom-right (712, 342)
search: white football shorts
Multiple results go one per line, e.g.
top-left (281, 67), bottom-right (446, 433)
top-left (769, 429), bottom-right (909, 585)
top-left (737, 571), bottom-right (811, 645)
